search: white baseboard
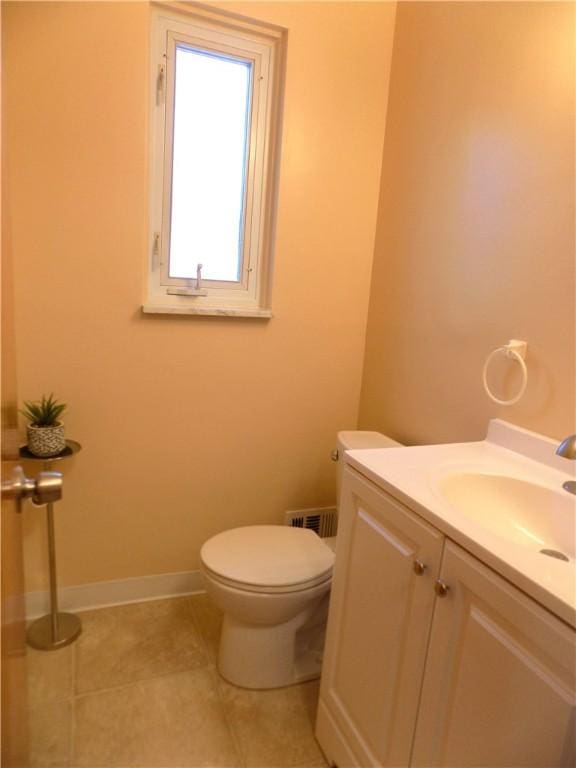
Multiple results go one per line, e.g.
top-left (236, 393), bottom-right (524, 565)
top-left (25, 569), bottom-right (205, 620)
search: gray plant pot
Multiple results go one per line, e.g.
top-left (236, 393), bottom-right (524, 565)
top-left (27, 422), bottom-right (66, 458)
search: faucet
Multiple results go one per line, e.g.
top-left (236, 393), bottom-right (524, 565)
top-left (556, 435), bottom-right (576, 494)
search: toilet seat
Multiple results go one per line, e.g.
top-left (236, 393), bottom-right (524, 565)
top-left (202, 563), bottom-right (333, 594)
top-left (200, 525), bottom-right (334, 592)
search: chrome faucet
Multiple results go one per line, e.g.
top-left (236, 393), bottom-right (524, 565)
top-left (556, 435), bottom-right (576, 494)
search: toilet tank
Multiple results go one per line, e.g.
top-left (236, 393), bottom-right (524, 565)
top-left (335, 430), bottom-right (402, 502)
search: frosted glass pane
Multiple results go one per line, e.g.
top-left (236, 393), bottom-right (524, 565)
top-left (169, 46), bottom-right (251, 282)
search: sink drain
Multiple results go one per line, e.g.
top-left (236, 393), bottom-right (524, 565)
top-left (539, 548), bottom-right (570, 562)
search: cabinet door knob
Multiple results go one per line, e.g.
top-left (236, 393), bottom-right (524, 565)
top-left (413, 559), bottom-right (426, 575)
top-left (434, 579), bottom-right (450, 598)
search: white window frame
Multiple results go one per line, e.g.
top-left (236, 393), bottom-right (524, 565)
top-left (144, 3), bottom-right (286, 318)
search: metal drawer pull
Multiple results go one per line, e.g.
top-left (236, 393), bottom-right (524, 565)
top-left (434, 579), bottom-right (450, 598)
top-left (413, 559), bottom-right (426, 575)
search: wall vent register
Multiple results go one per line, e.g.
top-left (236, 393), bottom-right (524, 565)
top-left (285, 507), bottom-right (338, 538)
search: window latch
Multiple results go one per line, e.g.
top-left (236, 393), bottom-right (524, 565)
top-left (166, 263), bottom-right (208, 297)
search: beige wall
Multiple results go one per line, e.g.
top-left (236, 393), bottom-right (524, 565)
top-left (3, 2), bottom-right (397, 590)
top-left (359, 1), bottom-right (576, 446)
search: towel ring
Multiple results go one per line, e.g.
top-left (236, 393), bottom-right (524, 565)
top-left (482, 341), bottom-right (528, 406)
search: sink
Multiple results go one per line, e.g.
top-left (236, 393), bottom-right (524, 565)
top-left (437, 473), bottom-right (575, 560)
top-left (346, 420), bottom-right (576, 625)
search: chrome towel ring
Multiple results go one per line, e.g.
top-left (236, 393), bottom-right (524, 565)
top-left (482, 340), bottom-right (528, 406)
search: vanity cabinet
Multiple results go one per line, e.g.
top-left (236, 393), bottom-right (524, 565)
top-left (316, 468), bottom-right (444, 767)
top-left (411, 541), bottom-right (575, 767)
top-left (316, 466), bottom-right (576, 768)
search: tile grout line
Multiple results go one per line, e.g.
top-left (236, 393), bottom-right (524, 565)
top-left (72, 597), bottom-right (216, 700)
top-left (213, 675), bottom-right (248, 768)
top-left (183, 594), bottom-right (213, 667)
top-left (70, 637), bottom-right (78, 768)
top-left (187, 595), bottom-right (247, 768)
top-left (72, 662), bottom-right (218, 701)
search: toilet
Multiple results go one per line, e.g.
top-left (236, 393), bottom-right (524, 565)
top-left (200, 430), bottom-right (401, 689)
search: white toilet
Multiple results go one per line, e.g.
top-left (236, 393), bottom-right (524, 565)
top-left (200, 430), bottom-right (401, 689)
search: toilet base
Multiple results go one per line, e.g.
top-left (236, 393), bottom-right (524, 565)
top-left (218, 593), bottom-right (329, 689)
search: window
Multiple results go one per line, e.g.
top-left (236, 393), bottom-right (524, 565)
top-left (144, 5), bottom-right (286, 317)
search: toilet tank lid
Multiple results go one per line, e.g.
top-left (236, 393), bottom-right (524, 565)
top-left (200, 525), bottom-right (334, 588)
top-left (337, 430), bottom-right (402, 450)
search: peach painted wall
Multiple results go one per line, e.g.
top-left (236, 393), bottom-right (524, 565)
top-left (359, 2), bottom-right (575, 446)
top-left (3, 2), bottom-right (397, 590)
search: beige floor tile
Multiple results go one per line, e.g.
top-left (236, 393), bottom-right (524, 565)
top-left (27, 645), bottom-right (74, 707)
top-left (189, 592), bottom-right (223, 663)
top-left (75, 598), bottom-right (209, 693)
top-left (28, 699), bottom-right (72, 768)
top-left (27, 596), bottom-right (327, 768)
top-left (219, 678), bottom-right (327, 768)
top-left (74, 668), bottom-right (241, 767)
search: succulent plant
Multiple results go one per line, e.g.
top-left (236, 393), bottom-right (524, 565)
top-left (20, 394), bottom-right (66, 427)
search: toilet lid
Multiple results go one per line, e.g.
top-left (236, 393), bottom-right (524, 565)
top-left (200, 526), bottom-right (335, 588)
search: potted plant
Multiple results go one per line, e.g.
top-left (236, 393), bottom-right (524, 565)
top-left (20, 394), bottom-right (67, 458)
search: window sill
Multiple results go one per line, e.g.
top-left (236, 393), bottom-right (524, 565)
top-left (142, 303), bottom-right (273, 319)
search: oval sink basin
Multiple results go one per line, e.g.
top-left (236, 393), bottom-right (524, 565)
top-left (438, 473), bottom-right (575, 560)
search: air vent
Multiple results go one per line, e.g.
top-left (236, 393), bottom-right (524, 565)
top-left (285, 506), bottom-right (337, 538)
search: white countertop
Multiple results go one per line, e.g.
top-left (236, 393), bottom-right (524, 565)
top-left (345, 420), bottom-right (576, 628)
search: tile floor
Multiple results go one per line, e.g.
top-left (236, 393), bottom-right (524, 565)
top-left (27, 594), bottom-right (329, 768)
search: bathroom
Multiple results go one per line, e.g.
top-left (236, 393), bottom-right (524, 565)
top-left (1, 0), bottom-right (574, 766)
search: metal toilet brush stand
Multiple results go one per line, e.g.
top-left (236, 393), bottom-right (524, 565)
top-left (20, 440), bottom-right (82, 651)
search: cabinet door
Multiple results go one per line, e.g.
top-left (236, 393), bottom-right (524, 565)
top-left (412, 542), bottom-right (576, 768)
top-left (316, 467), bottom-right (444, 767)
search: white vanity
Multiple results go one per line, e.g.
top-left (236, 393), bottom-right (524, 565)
top-left (316, 421), bottom-right (576, 768)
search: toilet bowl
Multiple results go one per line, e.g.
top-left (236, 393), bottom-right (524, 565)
top-left (201, 525), bottom-right (334, 689)
top-left (200, 431), bottom-right (402, 690)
